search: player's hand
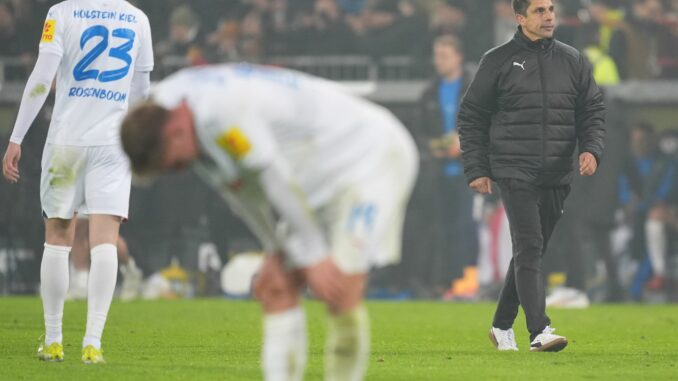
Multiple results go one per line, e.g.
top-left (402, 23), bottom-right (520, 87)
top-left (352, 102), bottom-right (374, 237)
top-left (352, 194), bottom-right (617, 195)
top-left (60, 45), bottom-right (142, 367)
top-left (2, 142), bottom-right (21, 183)
top-left (579, 152), bottom-right (597, 176)
top-left (469, 176), bottom-right (492, 194)
top-left (304, 256), bottom-right (346, 305)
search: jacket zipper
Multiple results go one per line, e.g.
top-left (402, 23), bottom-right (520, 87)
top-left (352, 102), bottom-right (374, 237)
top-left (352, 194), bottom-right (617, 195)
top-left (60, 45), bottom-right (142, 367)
top-left (537, 43), bottom-right (547, 174)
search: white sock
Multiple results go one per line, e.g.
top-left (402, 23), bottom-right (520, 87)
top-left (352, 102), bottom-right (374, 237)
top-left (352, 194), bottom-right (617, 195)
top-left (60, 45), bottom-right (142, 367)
top-left (83, 243), bottom-right (118, 349)
top-left (262, 307), bottom-right (308, 381)
top-left (645, 219), bottom-right (666, 277)
top-left (325, 305), bottom-right (370, 381)
top-left (41, 244), bottom-right (71, 345)
top-left (73, 269), bottom-right (89, 290)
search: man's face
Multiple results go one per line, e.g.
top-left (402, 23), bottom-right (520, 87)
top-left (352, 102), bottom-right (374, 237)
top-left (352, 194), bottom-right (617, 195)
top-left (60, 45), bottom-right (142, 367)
top-left (631, 128), bottom-right (654, 156)
top-left (433, 43), bottom-right (463, 78)
top-left (517, 0), bottom-right (556, 41)
top-left (161, 103), bottom-right (198, 172)
top-left (634, 0), bottom-right (663, 20)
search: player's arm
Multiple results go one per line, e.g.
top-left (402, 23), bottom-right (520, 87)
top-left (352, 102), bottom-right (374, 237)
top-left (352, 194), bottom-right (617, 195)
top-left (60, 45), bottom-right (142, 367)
top-left (258, 160), bottom-right (329, 268)
top-left (128, 11), bottom-right (153, 107)
top-left (128, 71), bottom-right (151, 106)
top-left (257, 161), bottom-right (347, 304)
top-left (2, 52), bottom-right (60, 183)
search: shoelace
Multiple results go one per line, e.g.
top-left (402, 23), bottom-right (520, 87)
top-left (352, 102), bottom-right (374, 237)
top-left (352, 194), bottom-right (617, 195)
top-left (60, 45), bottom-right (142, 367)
top-left (496, 329), bottom-right (512, 344)
top-left (543, 326), bottom-right (556, 335)
top-left (83, 346), bottom-right (102, 359)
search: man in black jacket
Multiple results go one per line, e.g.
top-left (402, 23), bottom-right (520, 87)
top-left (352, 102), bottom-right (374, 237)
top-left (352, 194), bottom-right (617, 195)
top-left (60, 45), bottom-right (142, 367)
top-left (458, 0), bottom-right (605, 352)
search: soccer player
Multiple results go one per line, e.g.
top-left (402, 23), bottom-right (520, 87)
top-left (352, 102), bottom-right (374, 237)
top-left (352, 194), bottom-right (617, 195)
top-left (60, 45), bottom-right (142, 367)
top-left (120, 64), bottom-right (418, 381)
top-left (1, 0), bottom-right (153, 363)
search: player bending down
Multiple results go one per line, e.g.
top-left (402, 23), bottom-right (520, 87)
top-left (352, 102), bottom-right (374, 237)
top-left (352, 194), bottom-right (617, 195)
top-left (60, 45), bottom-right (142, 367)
top-left (120, 64), bottom-right (418, 381)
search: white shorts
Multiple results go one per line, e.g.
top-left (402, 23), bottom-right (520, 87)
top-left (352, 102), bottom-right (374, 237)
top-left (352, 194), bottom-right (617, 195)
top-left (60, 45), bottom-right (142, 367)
top-left (318, 123), bottom-right (418, 274)
top-left (40, 143), bottom-right (131, 219)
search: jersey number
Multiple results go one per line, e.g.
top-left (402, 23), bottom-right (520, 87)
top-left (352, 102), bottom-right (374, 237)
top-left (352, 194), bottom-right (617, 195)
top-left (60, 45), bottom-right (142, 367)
top-left (73, 25), bottom-right (135, 83)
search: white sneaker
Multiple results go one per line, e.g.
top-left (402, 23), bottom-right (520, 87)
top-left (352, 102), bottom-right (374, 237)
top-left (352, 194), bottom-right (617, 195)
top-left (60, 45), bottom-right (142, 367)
top-left (530, 326), bottom-right (568, 352)
top-left (119, 259), bottom-right (142, 301)
top-left (489, 327), bottom-right (518, 351)
top-left (546, 287), bottom-right (590, 309)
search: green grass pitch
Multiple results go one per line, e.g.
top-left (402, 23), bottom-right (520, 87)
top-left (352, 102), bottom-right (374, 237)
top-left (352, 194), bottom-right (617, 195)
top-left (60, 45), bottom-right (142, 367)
top-left (1, 297), bottom-right (677, 380)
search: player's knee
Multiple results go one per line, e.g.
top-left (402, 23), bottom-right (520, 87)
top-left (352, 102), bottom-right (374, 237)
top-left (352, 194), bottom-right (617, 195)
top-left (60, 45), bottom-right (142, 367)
top-left (255, 280), bottom-right (299, 313)
top-left (328, 274), bottom-right (366, 314)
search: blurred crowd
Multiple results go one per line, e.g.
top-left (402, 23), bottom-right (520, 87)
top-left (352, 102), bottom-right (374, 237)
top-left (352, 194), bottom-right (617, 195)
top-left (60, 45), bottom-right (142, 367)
top-left (1, 0), bottom-right (678, 80)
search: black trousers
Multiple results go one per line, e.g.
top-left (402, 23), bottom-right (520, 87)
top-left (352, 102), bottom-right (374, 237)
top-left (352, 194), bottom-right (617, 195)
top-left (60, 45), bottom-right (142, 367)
top-left (492, 178), bottom-right (570, 340)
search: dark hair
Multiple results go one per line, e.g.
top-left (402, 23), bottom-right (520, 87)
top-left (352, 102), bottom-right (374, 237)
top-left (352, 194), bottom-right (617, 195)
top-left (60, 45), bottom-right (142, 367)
top-left (434, 34), bottom-right (463, 55)
top-left (120, 102), bottom-right (170, 175)
top-left (512, 0), bottom-right (531, 16)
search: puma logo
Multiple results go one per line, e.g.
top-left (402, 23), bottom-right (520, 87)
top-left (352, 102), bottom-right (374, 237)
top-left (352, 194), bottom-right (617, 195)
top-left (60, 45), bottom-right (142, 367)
top-left (513, 61), bottom-right (526, 70)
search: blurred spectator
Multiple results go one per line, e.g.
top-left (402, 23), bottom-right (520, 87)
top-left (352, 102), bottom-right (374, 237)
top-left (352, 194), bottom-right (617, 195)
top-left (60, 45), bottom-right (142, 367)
top-left (352, 0), bottom-right (428, 57)
top-left (656, 1), bottom-right (678, 78)
top-left (287, 0), bottom-right (356, 55)
top-left (265, 0), bottom-right (293, 55)
top-left (0, 1), bottom-right (34, 79)
top-left (494, 0), bottom-right (515, 45)
top-left (410, 34), bottom-right (477, 296)
top-left (620, 122), bottom-right (677, 299)
top-left (581, 25), bottom-right (620, 86)
top-left (239, 8), bottom-right (266, 61)
top-left (586, 0), bottom-right (625, 52)
top-left (338, 0), bottom-right (367, 15)
top-left (206, 18), bottom-right (241, 62)
top-left (0, 1), bottom-right (20, 56)
top-left (609, 0), bottom-right (663, 80)
top-left (430, 0), bottom-right (467, 35)
top-left (155, 5), bottom-right (207, 74)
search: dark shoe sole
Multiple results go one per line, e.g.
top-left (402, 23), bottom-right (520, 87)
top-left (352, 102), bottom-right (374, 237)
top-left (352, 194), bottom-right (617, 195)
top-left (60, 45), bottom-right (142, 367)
top-left (530, 338), bottom-right (568, 352)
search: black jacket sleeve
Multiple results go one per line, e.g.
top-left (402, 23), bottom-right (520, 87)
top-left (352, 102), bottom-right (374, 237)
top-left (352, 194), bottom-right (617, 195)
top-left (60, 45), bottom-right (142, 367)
top-left (458, 54), bottom-right (498, 184)
top-left (575, 53), bottom-right (606, 165)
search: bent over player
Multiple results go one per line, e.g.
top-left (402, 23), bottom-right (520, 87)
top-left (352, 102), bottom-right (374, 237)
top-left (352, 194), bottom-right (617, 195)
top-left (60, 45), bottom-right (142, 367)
top-left (2, 0), bottom-right (153, 363)
top-left (120, 64), bottom-right (418, 381)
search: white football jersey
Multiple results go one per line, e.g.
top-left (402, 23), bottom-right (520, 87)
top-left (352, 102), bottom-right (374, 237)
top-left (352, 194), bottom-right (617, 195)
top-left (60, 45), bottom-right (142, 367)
top-left (40, 0), bottom-right (153, 146)
top-left (152, 64), bottom-right (405, 208)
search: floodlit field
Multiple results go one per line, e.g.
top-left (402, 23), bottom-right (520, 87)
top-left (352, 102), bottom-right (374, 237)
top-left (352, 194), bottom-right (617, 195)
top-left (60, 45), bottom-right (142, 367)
top-left (0, 298), bottom-right (676, 380)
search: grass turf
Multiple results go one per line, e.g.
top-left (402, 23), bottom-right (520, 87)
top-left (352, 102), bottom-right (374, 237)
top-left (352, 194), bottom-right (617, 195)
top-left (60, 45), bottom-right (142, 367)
top-left (0, 297), bottom-right (676, 380)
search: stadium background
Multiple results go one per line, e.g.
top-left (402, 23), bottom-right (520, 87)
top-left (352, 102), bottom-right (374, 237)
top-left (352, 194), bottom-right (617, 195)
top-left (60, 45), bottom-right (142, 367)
top-left (0, 0), bottom-right (677, 303)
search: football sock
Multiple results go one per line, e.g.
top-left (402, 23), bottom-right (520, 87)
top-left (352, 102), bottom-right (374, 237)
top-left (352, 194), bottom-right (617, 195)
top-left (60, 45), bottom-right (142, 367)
top-left (262, 307), bottom-right (307, 381)
top-left (83, 243), bottom-right (117, 349)
top-left (73, 269), bottom-right (89, 290)
top-left (645, 219), bottom-right (666, 277)
top-left (41, 243), bottom-right (71, 345)
top-left (325, 305), bottom-right (370, 381)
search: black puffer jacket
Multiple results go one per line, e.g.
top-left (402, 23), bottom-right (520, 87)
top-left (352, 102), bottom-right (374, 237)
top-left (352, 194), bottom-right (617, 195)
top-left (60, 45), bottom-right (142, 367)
top-left (458, 27), bottom-right (606, 186)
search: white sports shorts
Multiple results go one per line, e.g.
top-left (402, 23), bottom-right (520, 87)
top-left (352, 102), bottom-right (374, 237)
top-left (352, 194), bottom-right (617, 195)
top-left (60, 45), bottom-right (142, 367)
top-left (318, 118), bottom-right (418, 274)
top-left (40, 143), bottom-right (131, 219)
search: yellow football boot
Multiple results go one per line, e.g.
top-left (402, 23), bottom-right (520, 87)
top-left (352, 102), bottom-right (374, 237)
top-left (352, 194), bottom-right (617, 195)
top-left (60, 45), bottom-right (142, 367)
top-left (37, 341), bottom-right (64, 362)
top-left (81, 345), bottom-right (105, 364)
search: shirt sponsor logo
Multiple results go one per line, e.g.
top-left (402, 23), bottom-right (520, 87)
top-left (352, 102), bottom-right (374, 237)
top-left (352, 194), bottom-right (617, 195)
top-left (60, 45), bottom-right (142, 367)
top-left (41, 20), bottom-right (56, 43)
top-left (217, 127), bottom-right (251, 160)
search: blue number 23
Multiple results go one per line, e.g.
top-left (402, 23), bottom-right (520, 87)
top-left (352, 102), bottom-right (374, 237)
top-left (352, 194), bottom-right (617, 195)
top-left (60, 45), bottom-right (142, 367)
top-left (73, 25), bottom-right (135, 83)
